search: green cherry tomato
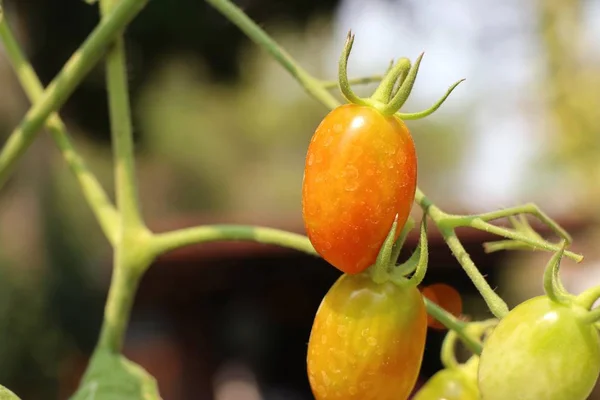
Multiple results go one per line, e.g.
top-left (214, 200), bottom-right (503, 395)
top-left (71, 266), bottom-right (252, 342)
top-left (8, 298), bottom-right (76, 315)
top-left (478, 295), bottom-right (600, 400)
top-left (413, 362), bottom-right (480, 400)
top-left (302, 104), bottom-right (417, 275)
top-left (307, 272), bottom-right (427, 400)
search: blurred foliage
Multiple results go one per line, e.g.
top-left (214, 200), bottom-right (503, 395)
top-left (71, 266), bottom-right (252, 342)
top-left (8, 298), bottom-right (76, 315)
top-left (532, 0), bottom-right (600, 216)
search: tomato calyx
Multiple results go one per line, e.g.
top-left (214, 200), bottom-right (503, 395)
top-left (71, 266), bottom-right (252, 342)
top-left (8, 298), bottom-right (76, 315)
top-left (529, 243), bottom-right (600, 325)
top-left (543, 240), bottom-right (574, 305)
top-left (338, 31), bottom-right (465, 118)
top-left (368, 214), bottom-right (429, 286)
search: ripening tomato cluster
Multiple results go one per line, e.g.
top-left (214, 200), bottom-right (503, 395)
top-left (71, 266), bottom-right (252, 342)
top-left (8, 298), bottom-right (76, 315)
top-left (300, 38), bottom-right (460, 400)
top-left (300, 34), bottom-right (600, 400)
top-left (300, 52), bottom-right (427, 397)
top-left (301, 101), bottom-right (427, 399)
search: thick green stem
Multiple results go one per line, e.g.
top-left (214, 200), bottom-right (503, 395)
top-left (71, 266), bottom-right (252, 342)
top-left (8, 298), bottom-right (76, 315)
top-left (0, 0), bottom-right (147, 190)
top-left (205, 0), bottom-right (338, 109)
top-left (0, 15), bottom-right (119, 244)
top-left (442, 230), bottom-right (509, 318)
top-left (94, 0), bottom-right (151, 355)
top-left (103, 39), bottom-right (143, 229)
top-left (151, 224), bottom-right (318, 257)
top-left (96, 252), bottom-right (145, 352)
top-left (415, 189), bottom-right (509, 318)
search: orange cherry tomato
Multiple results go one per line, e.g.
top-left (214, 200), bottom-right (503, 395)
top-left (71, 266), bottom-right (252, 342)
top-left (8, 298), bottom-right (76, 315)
top-left (302, 104), bottom-right (417, 274)
top-left (307, 272), bottom-right (427, 400)
top-left (421, 284), bottom-right (463, 330)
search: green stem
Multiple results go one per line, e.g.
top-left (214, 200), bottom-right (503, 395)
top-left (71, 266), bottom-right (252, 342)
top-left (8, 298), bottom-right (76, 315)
top-left (151, 224), bottom-right (318, 257)
top-left (424, 298), bottom-right (482, 355)
top-left (96, 254), bottom-right (144, 352)
top-left (205, 0), bottom-right (338, 110)
top-left (442, 230), bottom-right (509, 318)
top-left (414, 189), bottom-right (509, 318)
top-left (94, 0), bottom-right (151, 355)
top-left (101, 0), bottom-right (144, 230)
top-left (0, 14), bottom-right (119, 244)
top-left (443, 203), bottom-right (573, 244)
top-left (440, 330), bottom-right (459, 369)
top-left (0, 0), bottom-right (147, 190)
top-left (470, 219), bottom-right (581, 262)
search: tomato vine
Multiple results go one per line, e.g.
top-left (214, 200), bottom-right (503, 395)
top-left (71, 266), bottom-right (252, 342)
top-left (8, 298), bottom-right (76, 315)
top-left (0, 0), bottom-right (597, 398)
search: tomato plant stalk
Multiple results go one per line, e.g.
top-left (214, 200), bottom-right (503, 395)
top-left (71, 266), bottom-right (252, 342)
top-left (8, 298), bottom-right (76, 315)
top-left (0, 0), bottom-right (148, 191)
top-left (0, 13), bottom-right (119, 243)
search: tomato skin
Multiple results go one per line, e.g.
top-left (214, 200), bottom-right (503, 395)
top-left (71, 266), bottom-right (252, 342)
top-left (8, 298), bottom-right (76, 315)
top-left (302, 104), bottom-right (417, 274)
top-left (478, 296), bottom-right (600, 400)
top-left (307, 273), bottom-right (427, 400)
top-left (413, 368), bottom-right (479, 400)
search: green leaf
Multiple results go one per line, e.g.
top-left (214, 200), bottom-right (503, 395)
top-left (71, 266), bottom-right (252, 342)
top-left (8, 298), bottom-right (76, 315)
top-left (70, 351), bottom-right (162, 400)
top-left (0, 385), bottom-right (21, 400)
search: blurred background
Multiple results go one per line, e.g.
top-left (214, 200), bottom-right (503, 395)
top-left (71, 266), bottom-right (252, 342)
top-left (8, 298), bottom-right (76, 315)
top-left (0, 0), bottom-right (599, 398)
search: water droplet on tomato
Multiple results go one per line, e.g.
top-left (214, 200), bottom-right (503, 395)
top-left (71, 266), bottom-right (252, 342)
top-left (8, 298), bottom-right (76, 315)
top-left (367, 337), bottom-right (377, 346)
top-left (307, 153), bottom-right (314, 166)
top-left (345, 182), bottom-right (358, 191)
top-left (343, 165), bottom-right (359, 191)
